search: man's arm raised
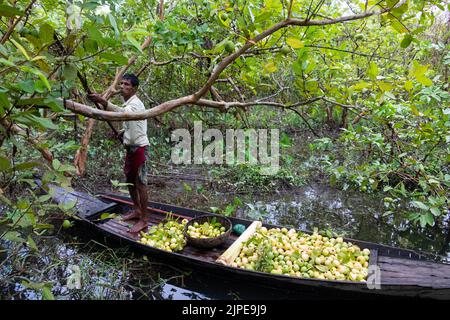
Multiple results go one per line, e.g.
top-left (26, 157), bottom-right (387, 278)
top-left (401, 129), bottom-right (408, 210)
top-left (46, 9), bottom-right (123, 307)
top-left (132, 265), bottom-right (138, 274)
top-left (87, 93), bottom-right (122, 112)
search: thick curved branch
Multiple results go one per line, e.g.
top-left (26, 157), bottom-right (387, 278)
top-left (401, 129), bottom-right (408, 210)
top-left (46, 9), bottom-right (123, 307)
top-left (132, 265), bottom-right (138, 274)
top-left (63, 95), bottom-right (196, 120)
top-left (63, 95), bottom-right (353, 120)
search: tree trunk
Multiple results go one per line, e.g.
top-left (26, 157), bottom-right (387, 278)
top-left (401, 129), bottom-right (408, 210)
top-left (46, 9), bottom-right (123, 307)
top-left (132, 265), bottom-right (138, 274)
top-left (341, 107), bottom-right (348, 129)
top-left (326, 106), bottom-right (334, 126)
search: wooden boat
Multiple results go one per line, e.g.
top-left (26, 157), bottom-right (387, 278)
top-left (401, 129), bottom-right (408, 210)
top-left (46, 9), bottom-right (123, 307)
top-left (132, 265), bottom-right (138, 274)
top-left (49, 185), bottom-right (450, 300)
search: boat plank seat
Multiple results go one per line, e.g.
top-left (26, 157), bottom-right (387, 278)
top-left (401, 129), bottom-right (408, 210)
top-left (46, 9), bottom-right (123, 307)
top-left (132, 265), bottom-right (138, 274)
top-left (379, 256), bottom-right (450, 288)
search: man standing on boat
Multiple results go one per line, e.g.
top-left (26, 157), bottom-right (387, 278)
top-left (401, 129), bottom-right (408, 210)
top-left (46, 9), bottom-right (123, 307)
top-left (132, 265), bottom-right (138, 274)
top-left (87, 74), bottom-right (150, 233)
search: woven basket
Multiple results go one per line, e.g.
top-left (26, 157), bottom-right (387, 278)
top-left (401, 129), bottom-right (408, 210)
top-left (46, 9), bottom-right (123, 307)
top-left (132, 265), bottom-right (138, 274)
top-left (184, 215), bottom-right (232, 249)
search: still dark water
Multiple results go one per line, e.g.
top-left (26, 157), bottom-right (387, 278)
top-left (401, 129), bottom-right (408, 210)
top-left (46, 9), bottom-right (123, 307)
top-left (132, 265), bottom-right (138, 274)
top-left (1, 183), bottom-right (449, 300)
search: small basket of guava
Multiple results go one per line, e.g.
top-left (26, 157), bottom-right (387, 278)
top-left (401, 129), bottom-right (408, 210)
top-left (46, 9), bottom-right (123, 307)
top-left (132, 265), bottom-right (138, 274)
top-left (183, 215), bottom-right (232, 249)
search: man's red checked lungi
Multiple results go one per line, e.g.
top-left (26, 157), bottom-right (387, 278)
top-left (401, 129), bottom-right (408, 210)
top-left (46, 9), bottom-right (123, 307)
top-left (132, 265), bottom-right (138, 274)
top-left (124, 146), bottom-right (148, 184)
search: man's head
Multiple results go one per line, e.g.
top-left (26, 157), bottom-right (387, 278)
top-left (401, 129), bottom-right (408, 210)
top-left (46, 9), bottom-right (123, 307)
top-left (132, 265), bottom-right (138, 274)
top-left (120, 73), bottom-right (139, 100)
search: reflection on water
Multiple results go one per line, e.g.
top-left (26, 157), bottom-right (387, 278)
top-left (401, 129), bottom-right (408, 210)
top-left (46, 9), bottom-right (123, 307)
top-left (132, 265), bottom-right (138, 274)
top-left (235, 184), bottom-right (449, 258)
top-left (160, 283), bottom-right (210, 300)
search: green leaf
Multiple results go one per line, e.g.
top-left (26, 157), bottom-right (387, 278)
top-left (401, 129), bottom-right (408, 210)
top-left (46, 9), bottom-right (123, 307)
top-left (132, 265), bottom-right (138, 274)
top-left (400, 34), bottom-right (413, 48)
top-left (416, 75), bottom-right (432, 86)
top-left (418, 215), bottom-right (426, 228)
top-left (410, 60), bottom-right (427, 77)
top-left (0, 92), bottom-right (9, 114)
top-left (52, 159), bottom-right (61, 170)
top-left (430, 207), bottom-right (441, 217)
top-left (99, 53), bottom-right (128, 65)
top-left (38, 194), bottom-right (52, 203)
top-left (27, 235), bottom-right (38, 252)
top-left (44, 97), bottom-right (65, 112)
top-left (100, 213), bottom-right (117, 220)
top-left (126, 32), bottom-right (143, 53)
top-left (0, 4), bottom-right (24, 17)
top-left (25, 114), bottom-right (58, 130)
top-left (39, 23), bottom-right (54, 44)
top-left (424, 213), bottom-right (434, 227)
top-left (286, 38), bottom-right (304, 49)
top-left (279, 133), bottom-right (292, 147)
top-left (34, 71), bottom-right (51, 91)
top-left (367, 62), bottom-right (378, 80)
top-left (409, 105), bottom-right (420, 116)
top-left (17, 198), bottom-right (29, 210)
top-left (83, 39), bottom-right (98, 53)
top-left (224, 205), bottom-right (234, 216)
top-left (411, 201), bottom-right (429, 211)
top-left (21, 281), bottom-right (45, 290)
top-left (389, 17), bottom-right (408, 33)
top-left (41, 287), bottom-right (55, 300)
top-left (254, 10), bottom-right (272, 24)
top-left (183, 182), bottom-right (192, 192)
top-left (108, 13), bottom-right (120, 39)
top-left (217, 11), bottom-right (231, 28)
top-left (0, 57), bottom-right (15, 67)
top-left (59, 199), bottom-right (77, 211)
top-left (315, 265), bottom-right (329, 273)
top-left (329, 174), bottom-right (336, 186)
top-left (31, 56), bottom-right (47, 62)
top-left (264, 61), bottom-right (277, 73)
top-left (34, 223), bottom-right (54, 230)
top-left (10, 39), bottom-right (30, 60)
top-left (2, 231), bottom-right (25, 243)
top-left (16, 79), bottom-right (35, 93)
top-left (378, 81), bottom-right (394, 92)
top-left (404, 80), bottom-right (413, 91)
top-left (305, 79), bottom-right (318, 92)
top-left (14, 161), bottom-right (40, 171)
top-left (17, 98), bottom-right (46, 106)
top-left (409, 60), bottom-right (432, 86)
top-left (351, 81), bottom-right (371, 91)
top-left (20, 66), bottom-right (51, 90)
top-left (62, 64), bottom-right (77, 81)
top-left (88, 27), bottom-right (104, 44)
top-left (0, 156), bottom-right (11, 171)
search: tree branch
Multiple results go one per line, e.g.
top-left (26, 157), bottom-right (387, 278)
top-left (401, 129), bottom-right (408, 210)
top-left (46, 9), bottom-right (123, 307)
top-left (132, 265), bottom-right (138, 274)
top-left (0, 0), bottom-right (36, 44)
top-left (0, 119), bottom-right (53, 163)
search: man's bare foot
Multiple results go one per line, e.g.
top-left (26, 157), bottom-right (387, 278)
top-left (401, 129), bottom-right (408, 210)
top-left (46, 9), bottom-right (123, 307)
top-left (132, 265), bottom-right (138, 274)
top-left (129, 219), bottom-right (148, 234)
top-left (122, 210), bottom-right (141, 221)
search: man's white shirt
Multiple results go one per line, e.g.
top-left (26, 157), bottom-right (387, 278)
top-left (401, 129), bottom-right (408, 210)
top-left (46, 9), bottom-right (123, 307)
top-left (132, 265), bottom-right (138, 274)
top-left (106, 95), bottom-right (150, 147)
